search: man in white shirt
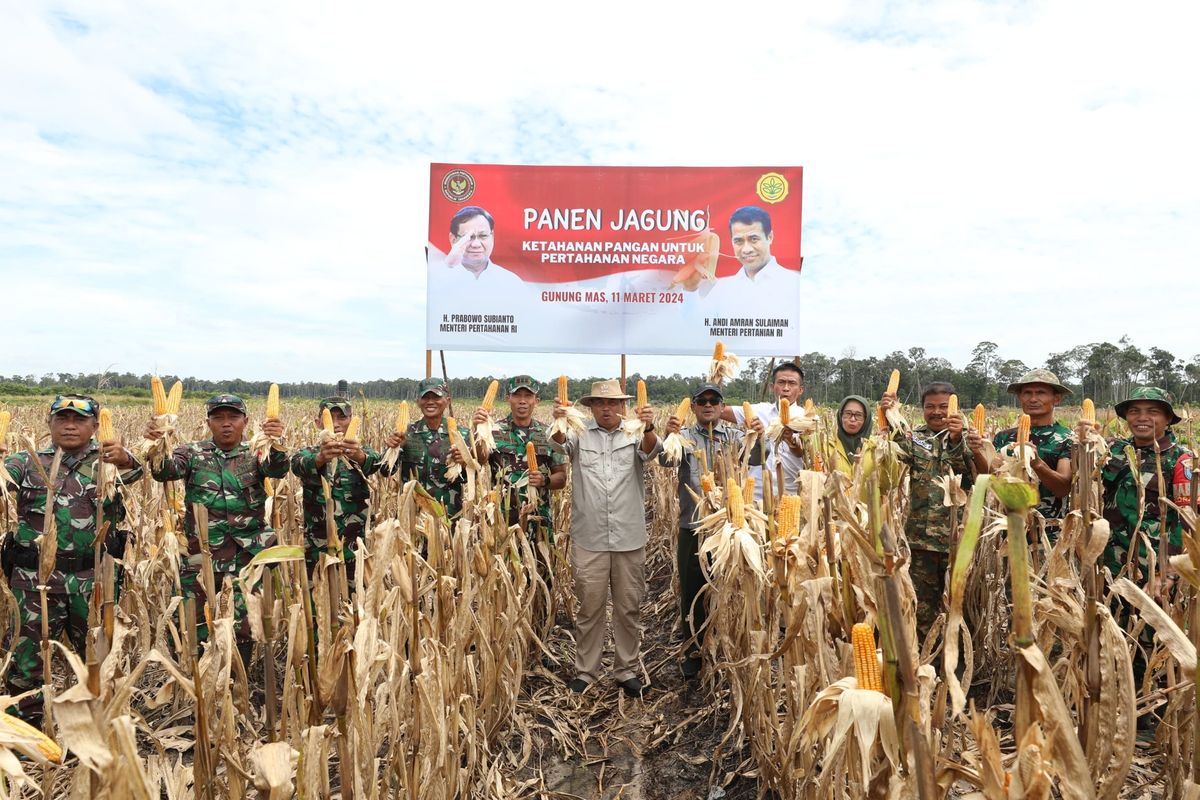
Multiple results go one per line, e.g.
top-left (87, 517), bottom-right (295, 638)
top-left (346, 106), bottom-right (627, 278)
top-left (702, 206), bottom-right (800, 336)
top-left (722, 360), bottom-right (806, 501)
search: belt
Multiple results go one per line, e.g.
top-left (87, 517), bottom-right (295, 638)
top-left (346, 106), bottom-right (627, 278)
top-left (11, 546), bottom-right (93, 573)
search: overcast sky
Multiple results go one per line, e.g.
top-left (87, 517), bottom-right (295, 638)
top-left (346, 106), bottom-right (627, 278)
top-left (3, 1), bottom-right (1197, 383)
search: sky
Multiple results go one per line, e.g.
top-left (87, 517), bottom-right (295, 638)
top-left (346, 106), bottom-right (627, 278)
top-left (2, 1), bottom-right (1198, 384)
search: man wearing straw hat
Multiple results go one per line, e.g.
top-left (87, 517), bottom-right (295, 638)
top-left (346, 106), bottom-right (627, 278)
top-left (551, 379), bottom-right (660, 697)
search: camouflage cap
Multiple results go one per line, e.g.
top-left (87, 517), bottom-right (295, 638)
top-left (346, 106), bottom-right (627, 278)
top-left (1115, 386), bottom-right (1182, 425)
top-left (319, 396), bottom-right (352, 415)
top-left (690, 382), bottom-right (725, 401)
top-left (507, 375), bottom-right (541, 395)
top-left (1006, 368), bottom-right (1072, 397)
top-left (417, 377), bottom-right (449, 397)
top-left (206, 394), bottom-right (247, 415)
top-left (49, 394), bottom-right (99, 417)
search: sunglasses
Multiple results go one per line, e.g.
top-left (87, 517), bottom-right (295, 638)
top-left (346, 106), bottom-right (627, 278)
top-left (51, 396), bottom-right (97, 415)
top-left (693, 396), bottom-right (722, 407)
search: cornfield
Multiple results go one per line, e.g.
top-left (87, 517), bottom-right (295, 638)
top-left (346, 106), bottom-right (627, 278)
top-left (0, 396), bottom-right (1197, 798)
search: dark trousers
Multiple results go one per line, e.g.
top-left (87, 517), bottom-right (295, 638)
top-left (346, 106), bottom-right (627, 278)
top-left (678, 526), bottom-right (707, 652)
top-left (909, 548), bottom-right (948, 645)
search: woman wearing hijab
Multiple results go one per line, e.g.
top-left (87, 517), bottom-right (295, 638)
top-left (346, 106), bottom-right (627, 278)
top-left (832, 395), bottom-right (873, 475)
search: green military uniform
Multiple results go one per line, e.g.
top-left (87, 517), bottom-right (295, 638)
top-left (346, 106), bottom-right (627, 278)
top-left (994, 422), bottom-right (1073, 521)
top-left (893, 424), bottom-right (974, 641)
top-left (291, 397), bottom-right (385, 578)
top-left (660, 384), bottom-right (744, 661)
top-left (1100, 388), bottom-right (1193, 579)
top-left (151, 395), bottom-right (289, 641)
top-left (488, 413), bottom-right (566, 534)
top-left (2, 396), bottom-right (143, 720)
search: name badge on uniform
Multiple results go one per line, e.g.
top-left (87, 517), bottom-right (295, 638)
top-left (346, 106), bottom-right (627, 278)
top-left (913, 437), bottom-right (933, 453)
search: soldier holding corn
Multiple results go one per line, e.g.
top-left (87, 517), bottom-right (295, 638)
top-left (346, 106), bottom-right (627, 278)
top-left (401, 378), bottom-right (469, 518)
top-left (1, 394), bottom-right (142, 722)
top-left (880, 381), bottom-right (975, 643)
top-left (145, 394), bottom-right (288, 664)
top-left (291, 395), bottom-right (401, 583)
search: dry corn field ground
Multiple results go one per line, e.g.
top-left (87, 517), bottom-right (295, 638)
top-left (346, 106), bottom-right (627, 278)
top-left (0, 396), bottom-right (1197, 799)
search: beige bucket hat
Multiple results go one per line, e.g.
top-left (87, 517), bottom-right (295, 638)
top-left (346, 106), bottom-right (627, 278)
top-left (579, 379), bottom-right (634, 406)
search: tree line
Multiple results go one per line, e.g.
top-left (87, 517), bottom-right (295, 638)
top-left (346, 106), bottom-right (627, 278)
top-left (3, 337), bottom-right (1196, 408)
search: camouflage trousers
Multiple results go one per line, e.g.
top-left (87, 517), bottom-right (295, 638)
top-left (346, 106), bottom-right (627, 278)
top-left (908, 548), bottom-right (948, 646)
top-left (304, 538), bottom-right (358, 588)
top-left (181, 563), bottom-right (253, 645)
top-left (5, 570), bottom-right (92, 721)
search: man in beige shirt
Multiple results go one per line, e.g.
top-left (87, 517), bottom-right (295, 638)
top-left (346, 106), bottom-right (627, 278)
top-left (552, 379), bottom-right (660, 697)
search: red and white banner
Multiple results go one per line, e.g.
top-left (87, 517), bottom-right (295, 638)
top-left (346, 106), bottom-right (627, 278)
top-left (426, 164), bottom-right (802, 355)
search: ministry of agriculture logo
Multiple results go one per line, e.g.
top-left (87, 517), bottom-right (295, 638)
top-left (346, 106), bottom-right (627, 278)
top-left (755, 172), bottom-right (789, 204)
top-left (441, 168), bottom-right (476, 202)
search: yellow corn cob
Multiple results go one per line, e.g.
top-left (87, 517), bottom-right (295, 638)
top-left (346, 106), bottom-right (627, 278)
top-left (886, 369), bottom-right (901, 395)
top-left (264, 477), bottom-right (273, 496)
top-left (743, 402), bottom-right (756, 427)
top-left (395, 401), bottom-right (410, 432)
top-left (0, 710), bottom-right (63, 763)
top-left (557, 375), bottom-right (569, 404)
top-left (713, 341), bottom-right (725, 361)
top-left (526, 441), bottom-right (538, 472)
top-left (948, 394), bottom-right (958, 416)
top-left (743, 476), bottom-right (755, 503)
top-left (812, 452), bottom-right (825, 472)
top-left (1081, 398), bottom-right (1096, 424)
top-left (674, 397), bottom-right (691, 421)
top-left (481, 380), bottom-right (499, 411)
top-left (0, 410), bottom-right (11, 442)
top-left (973, 403), bottom-right (986, 432)
top-left (779, 398), bottom-right (790, 425)
top-left (166, 381), bottom-right (183, 414)
top-left (151, 376), bottom-right (167, 416)
top-left (344, 416), bottom-right (360, 441)
top-left (700, 473), bottom-right (714, 493)
top-left (877, 405), bottom-right (888, 432)
top-left (776, 495), bottom-right (801, 537)
top-left (804, 398), bottom-right (814, 415)
top-left (1017, 413), bottom-right (1031, 449)
top-left (321, 408), bottom-right (334, 433)
top-left (266, 384), bottom-right (280, 419)
top-left (98, 408), bottom-right (116, 443)
top-left (725, 479), bottom-right (745, 527)
top-left (636, 380), bottom-right (648, 409)
top-left (852, 623), bottom-right (882, 692)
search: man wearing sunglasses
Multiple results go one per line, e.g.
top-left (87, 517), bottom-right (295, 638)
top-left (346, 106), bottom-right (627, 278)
top-left (145, 394), bottom-right (289, 667)
top-left (1, 394), bottom-right (142, 723)
top-left (661, 382), bottom-right (743, 678)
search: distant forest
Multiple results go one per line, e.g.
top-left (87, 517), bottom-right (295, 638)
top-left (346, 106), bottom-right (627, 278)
top-left (4, 338), bottom-right (1197, 408)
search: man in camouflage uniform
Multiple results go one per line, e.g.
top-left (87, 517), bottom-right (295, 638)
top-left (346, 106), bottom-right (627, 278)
top-left (970, 369), bottom-right (1074, 530)
top-left (401, 378), bottom-right (468, 518)
top-left (1099, 387), bottom-right (1194, 589)
top-left (291, 396), bottom-right (401, 583)
top-left (881, 381), bottom-right (974, 643)
top-left (146, 394), bottom-right (288, 660)
top-left (472, 376), bottom-right (566, 535)
top-left (1, 394), bottom-right (142, 721)
top-left (662, 382), bottom-right (744, 678)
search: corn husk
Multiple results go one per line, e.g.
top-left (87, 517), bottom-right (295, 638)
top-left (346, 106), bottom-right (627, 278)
top-left (383, 401), bottom-right (409, 472)
top-left (661, 398), bottom-right (692, 465)
top-left (251, 384), bottom-right (286, 461)
top-left (707, 341), bottom-right (740, 384)
top-left (622, 380), bottom-right (649, 438)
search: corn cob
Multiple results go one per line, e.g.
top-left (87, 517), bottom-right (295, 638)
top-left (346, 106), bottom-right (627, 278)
top-left (812, 452), bottom-right (824, 472)
top-left (636, 380), bottom-right (648, 409)
top-left (973, 403), bottom-right (986, 433)
top-left (726, 479), bottom-right (745, 527)
top-left (151, 376), bottom-right (167, 416)
top-left (481, 380), bottom-right (499, 411)
top-left (779, 398), bottom-right (790, 425)
top-left (1081, 398), bottom-right (1096, 424)
top-left (98, 408), bottom-right (116, 443)
top-left (852, 623), bottom-right (882, 692)
top-left (166, 381), bottom-right (183, 414)
top-left (396, 401), bottom-right (410, 432)
top-left (344, 416), bottom-right (360, 441)
top-left (776, 495), bottom-right (801, 537)
top-left (743, 476), bottom-right (755, 503)
top-left (804, 398), bottom-right (814, 415)
top-left (700, 473), bottom-right (714, 493)
top-left (948, 394), bottom-right (958, 417)
top-left (743, 402), bottom-right (756, 427)
top-left (713, 341), bottom-right (724, 362)
top-left (0, 410), bottom-right (11, 442)
top-left (525, 441), bottom-right (538, 472)
top-left (1017, 414), bottom-right (1031, 449)
top-left (264, 476), bottom-right (273, 497)
top-left (0, 710), bottom-right (63, 763)
top-left (321, 408), bottom-right (334, 434)
top-left (557, 375), bottom-right (569, 404)
top-left (674, 397), bottom-right (691, 422)
top-left (886, 369), bottom-right (901, 395)
top-left (266, 384), bottom-right (280, 419)
top-left (877, 405), bottom-right (888, 432)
